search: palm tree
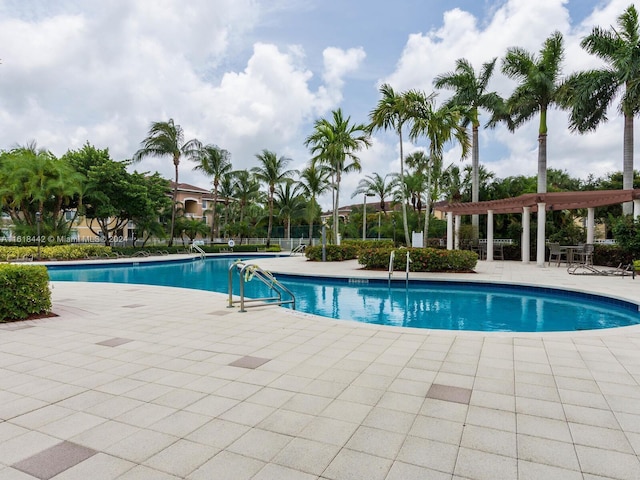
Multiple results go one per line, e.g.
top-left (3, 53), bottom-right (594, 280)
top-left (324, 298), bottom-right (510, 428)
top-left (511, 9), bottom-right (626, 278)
top-left (409, 101), bottom-right (470, 244)
top-left (193, 144), bottom-right (231, 239)
top-left (352, 173), bottom-right (393, 214)
top-left (369, 85), bottom-right (435, 245)
top-left (562, 5), bottom-right (640, 214)
top-left (252, 150), bottom-right (296, 247)
top-left (231, 169), bottom-right (262, 227)
top-left (499, 31), bottom-right (565, 195)
top-left (496, 32), bottom-right (565, 264)
top-left (305, 109), bottom-right (371, 243)
top-left (299, 163), bottom-right (331, 241)
top-left (133, 119), bottom-right (201, 246)
top-left (434, 58), bottom-right (502, 234)
top-left (274, 181), bottom-right (306, 240)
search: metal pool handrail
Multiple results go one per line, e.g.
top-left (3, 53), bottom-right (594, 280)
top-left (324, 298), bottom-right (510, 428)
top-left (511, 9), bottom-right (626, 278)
top-left (228, 261), bottom-right (296, 312)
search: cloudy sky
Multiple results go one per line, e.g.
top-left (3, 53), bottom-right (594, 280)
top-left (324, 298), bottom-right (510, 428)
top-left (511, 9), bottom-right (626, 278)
top-left (0, 0), bottom-right (635, 209)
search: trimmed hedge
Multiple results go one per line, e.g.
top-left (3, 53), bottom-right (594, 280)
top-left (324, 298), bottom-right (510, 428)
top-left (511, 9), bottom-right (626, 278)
top-left (358, 247), bottom-right (478, 272)
top-left (0, 265), bottom-right (52, 321)
top-left (341, 239), bottom-right (394, 254)
top-left (0, 245), bottom-right (112, 261)
top-left (305, 244), bottom-right (359, 261)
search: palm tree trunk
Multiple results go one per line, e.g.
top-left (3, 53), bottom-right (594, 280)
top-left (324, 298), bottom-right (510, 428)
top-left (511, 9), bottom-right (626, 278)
top-left (398, 129), bottom-right (410, 246)
top-left (267, 193), bottom-right (273, 247)
top-left (211, 181), bottom-right (219, 240)
top-left (623, 112), bottom-right (634, 215)
top-left (471, 123), bottom-right (480, 239)
top-left (169, 161), bottom-right (179, 247)
top-left (334, 174), bottom-right (341, 244)
top-left (537, 110), bottom-right (547, 194)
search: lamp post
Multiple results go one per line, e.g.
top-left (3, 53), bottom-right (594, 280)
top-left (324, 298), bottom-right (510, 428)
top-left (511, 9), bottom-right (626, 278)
top-left (362, 193), bottom-right (375, 241)
top-left (392, 217), bottom-right (396, 245)
top-left (321, 218), bottom-right (327, 262)
top-left (35, 211), bottom-right (41, 261)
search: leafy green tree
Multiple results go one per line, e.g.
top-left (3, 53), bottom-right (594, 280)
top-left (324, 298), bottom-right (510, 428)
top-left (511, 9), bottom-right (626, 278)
top-left (306, 108), bottom-right (371, 243)
top-left (252, 150), bottom-right (296, 247)
top-left (562, 5), bottom-right (640, 214)
top-left (193, 144), bottom-right (231, 239)
top-left (133, 119), bottom-right (202, 246)
top-left (132, 172), bottom-right (172, 246)
top-left (0, 143), bottom-right (83, 237)
top-left (434, 57), bottom-right (502, 234)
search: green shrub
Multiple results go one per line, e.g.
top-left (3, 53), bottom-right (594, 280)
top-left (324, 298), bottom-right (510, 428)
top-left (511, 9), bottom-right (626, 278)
top-left (305, 244), bottom-right (359, 261)
top-left (0, 245), bottom-right (112, 261)
top-left (0, 265), bottom-right (51, 321)
top-left (358, 247), bottom-right (478, 272)
top-left (341, 239), bottom-right (394, 255)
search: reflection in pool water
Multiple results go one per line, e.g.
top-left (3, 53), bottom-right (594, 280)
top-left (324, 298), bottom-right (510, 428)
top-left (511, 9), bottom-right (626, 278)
top-left (47, 257), bottom-right (640, 332)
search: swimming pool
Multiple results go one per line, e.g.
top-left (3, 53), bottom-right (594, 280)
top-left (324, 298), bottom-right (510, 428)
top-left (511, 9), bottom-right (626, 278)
top-left (47, 256), bottom-right (640, 332)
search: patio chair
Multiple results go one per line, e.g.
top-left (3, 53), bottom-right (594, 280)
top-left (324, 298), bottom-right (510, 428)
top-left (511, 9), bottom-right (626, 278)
top-left (548, 243), bottom-right (567, 267)
top-left (573, 243), bottom-right (594, 266)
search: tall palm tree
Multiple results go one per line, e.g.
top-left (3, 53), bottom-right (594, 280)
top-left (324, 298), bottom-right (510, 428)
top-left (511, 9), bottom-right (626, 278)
top-left (499, 31), bottom-right (565, 195)
top-left (369, 85), bottom-right (435, 245)
top-left (299, 163), bottom-right (331, 240)
top-left (193, 144), bottom-right (231, 239)
top-left (497, 32), bottom-right (566, 265)
top-left (133, 119), bottom-right (201, 246)
top-left (252, 150), bottom-right (296, 247)
top-left (434, 58), bottom-right (502, 234)
top-left (409, 101), bottom-right (470, 244)
top-left (305, 109), bottom-right (371, 243)
top-left (562, 5), bottom-right (640, 214)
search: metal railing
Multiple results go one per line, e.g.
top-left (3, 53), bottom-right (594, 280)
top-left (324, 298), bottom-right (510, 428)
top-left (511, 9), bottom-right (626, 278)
top-left (228, 261), bottom-right (295, 312)
top-left (290, 244), bottom-right (306, 256)
top-left (190, 243), bottom-right (205, 259)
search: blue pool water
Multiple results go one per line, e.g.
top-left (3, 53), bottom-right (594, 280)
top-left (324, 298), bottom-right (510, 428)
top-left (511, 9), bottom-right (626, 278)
top-left (47, 256), bottom-right (640, 332)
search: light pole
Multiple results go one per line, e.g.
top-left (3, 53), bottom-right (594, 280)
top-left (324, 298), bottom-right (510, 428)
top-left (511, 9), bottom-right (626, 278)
top-left (321, 218), bottom-right (327, 262)
top-left (35, 211), bottom-right (41, 261)
top-left (362, 193), bottom-right (375, 241)
top-left (392, 217), bottom-right (396, 245)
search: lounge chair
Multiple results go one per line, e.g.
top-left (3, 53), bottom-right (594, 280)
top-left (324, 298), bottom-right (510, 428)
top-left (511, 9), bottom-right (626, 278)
top-left (568, 262), bottom-right (634, 277)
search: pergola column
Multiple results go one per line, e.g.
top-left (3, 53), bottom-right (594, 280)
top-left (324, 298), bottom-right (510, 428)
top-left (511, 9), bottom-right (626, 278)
top-left (634, 199), bottom-right (640, 220)
top-left (586, 207), bottom-right (595, 244)
top-left (487, 209), bottom-right (494, 262)
top-left (454, 215), bottom-right (461, 250)
top-left (446, 212), bottom-right (453, 250)
top-left (521, 206), bottom-right (530, 264)
top-left (536, 203), bottom-right (546, 267)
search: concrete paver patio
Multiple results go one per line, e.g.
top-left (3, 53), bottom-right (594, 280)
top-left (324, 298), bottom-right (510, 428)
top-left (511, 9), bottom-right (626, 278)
top-left (1, 256), bottom-right (639, 479)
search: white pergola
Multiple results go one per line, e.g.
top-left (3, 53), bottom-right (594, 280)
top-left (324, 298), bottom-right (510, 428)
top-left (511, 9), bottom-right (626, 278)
top-left (435, 190), bottom-right (640, 266)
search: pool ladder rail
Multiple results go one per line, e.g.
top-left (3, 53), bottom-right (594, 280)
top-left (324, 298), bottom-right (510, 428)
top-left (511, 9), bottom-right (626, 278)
top-left (190, 243), bottom-right (206, 259)
top-left (388, 250), bottom-right (411, 288)
top-left (228, 261), bottom-right (296, 312)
